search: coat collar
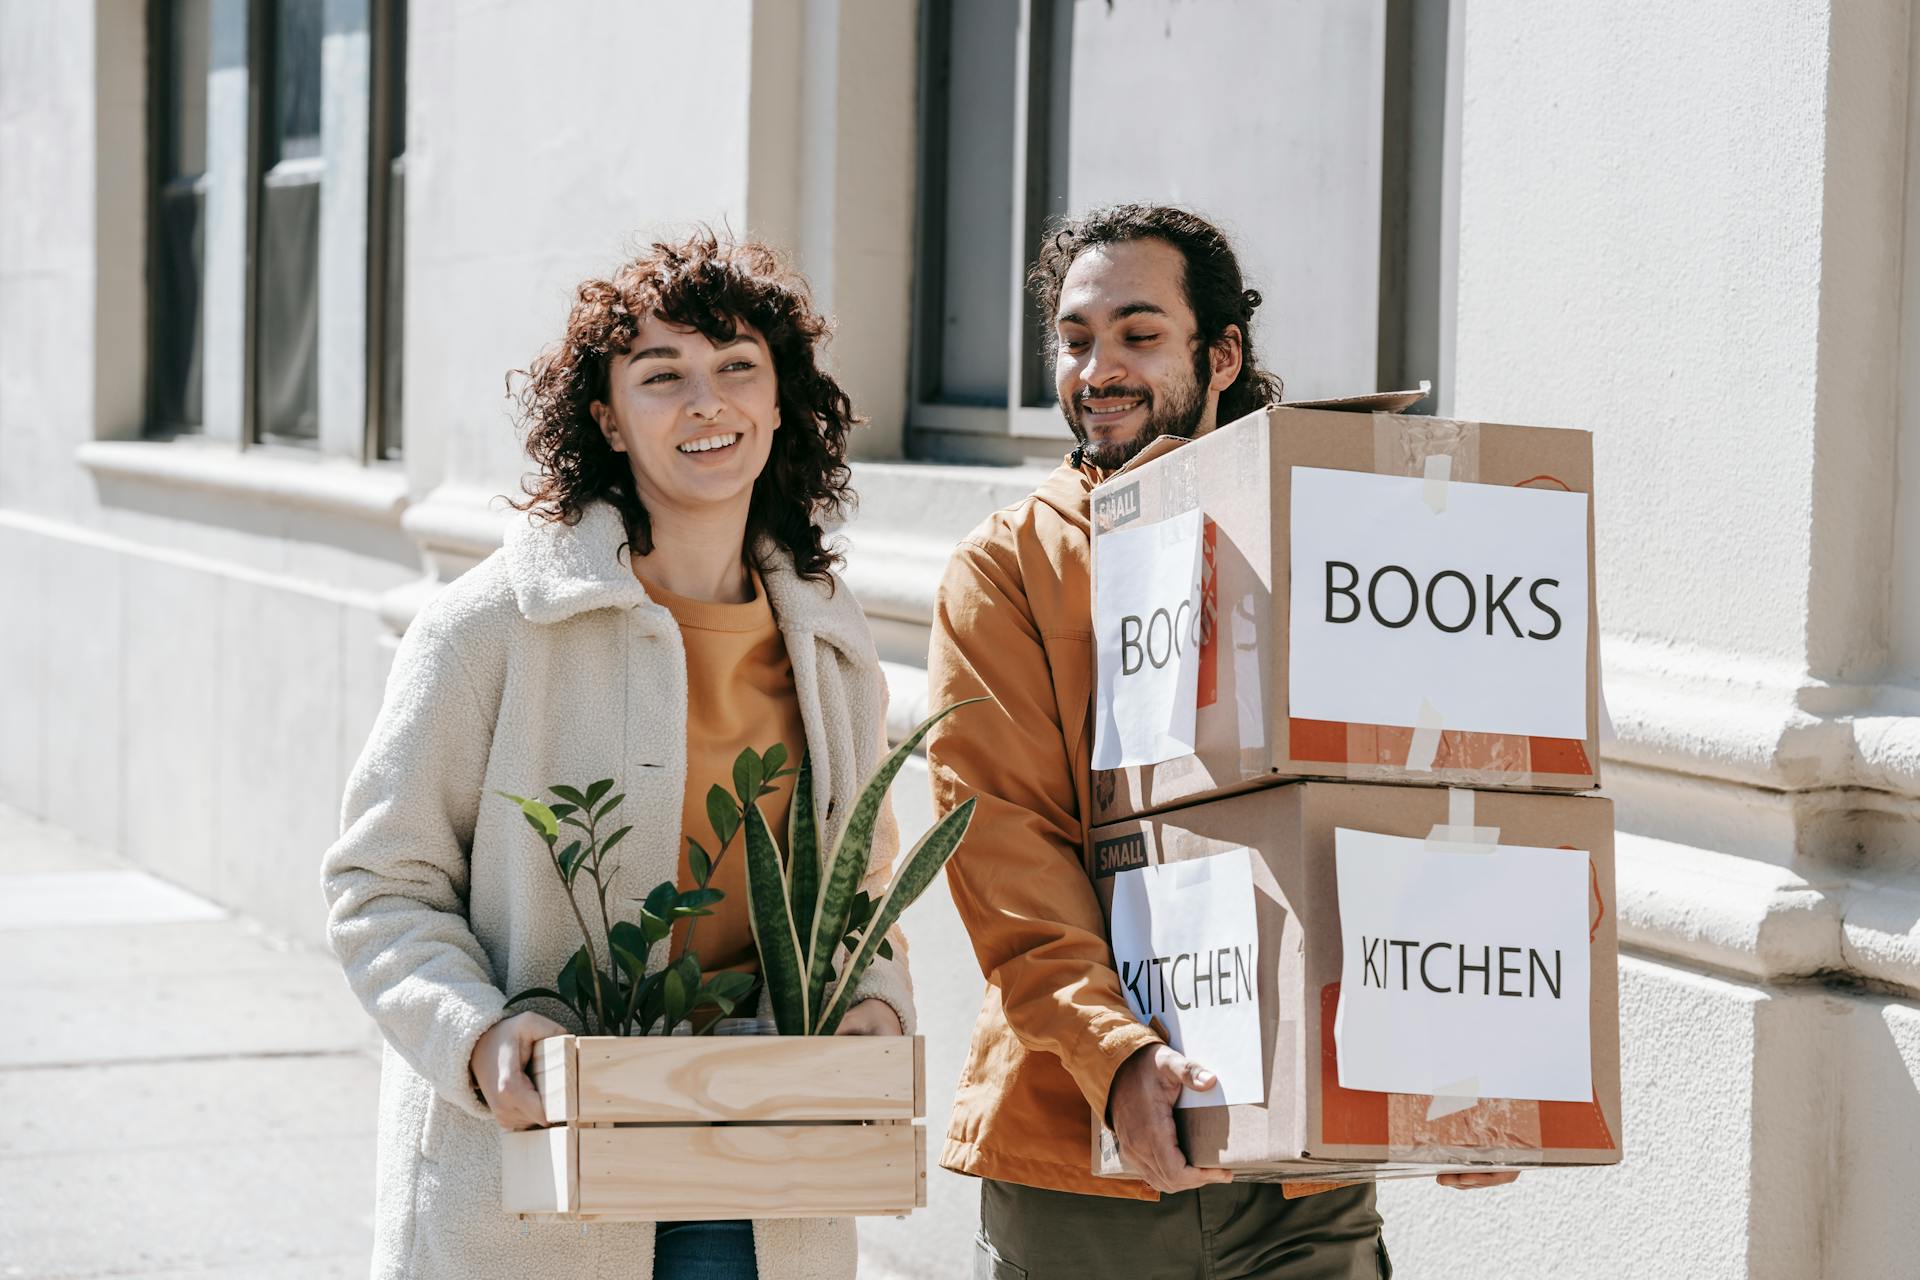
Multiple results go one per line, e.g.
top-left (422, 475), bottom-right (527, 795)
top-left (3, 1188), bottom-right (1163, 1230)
top-left (501, 500), bottom-right (871, 660)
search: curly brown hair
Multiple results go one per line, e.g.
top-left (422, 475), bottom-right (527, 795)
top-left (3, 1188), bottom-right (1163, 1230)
top-left (508, 231), bottom-right (856, 582)
top-left (1028, 204), bottom-right (1285, 424)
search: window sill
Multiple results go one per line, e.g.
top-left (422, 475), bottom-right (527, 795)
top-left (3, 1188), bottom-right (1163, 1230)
top-left (76, 439), bottom-right (409, 524)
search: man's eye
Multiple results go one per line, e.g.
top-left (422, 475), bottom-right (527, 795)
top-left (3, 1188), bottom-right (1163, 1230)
top-left (1059, 337), bottom-right (1088, 352)
top-left (1127, 333), bottom-right (1161, 344)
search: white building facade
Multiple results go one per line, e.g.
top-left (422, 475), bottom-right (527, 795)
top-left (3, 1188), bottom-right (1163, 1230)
top-left (4, 2), bottom-right (1918, 1276)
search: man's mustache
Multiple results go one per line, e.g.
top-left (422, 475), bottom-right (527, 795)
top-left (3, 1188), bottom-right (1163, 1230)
top-left (1074, 386), bottom-right (1155, 414)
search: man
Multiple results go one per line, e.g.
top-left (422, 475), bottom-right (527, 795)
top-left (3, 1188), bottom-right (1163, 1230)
top-left (926, 204), bottom-right (1515, 1280)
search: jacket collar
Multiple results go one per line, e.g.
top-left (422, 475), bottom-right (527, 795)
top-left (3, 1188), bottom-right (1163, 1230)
top-left (501, 500), bottom-right (870, 660)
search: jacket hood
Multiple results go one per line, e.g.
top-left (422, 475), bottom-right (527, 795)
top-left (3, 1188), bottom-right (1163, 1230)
top-left (500, 500), bottom-right (872, 661)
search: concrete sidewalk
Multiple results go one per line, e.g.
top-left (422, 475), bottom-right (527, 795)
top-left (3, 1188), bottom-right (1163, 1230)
top-left (0, 808), bottom-right (382, 1278)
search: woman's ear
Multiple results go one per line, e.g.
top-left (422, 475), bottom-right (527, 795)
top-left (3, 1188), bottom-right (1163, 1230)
top-left (1209, 325), bottom-right (1245, 393)
top-left (590, 400), bottom-right (626, 453)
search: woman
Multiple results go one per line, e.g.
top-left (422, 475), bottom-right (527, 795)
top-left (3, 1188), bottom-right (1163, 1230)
top-left (321, 232), bottom-right (912, 1280)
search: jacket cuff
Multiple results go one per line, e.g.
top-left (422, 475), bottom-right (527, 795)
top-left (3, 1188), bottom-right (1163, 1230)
top-left (432, 994), bottom-right (511, 1121)
top-left (844, 950), bottom-right (917, 1037)
top-left (1066, 1019), bottom-right (1164, 1128)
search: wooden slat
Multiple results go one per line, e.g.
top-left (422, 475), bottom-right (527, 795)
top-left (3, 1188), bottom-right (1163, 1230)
top-left (913, 1036), bottom-right (926, 1118)
top-left (529, 1035), bottom-right (577, 1125)
top-left (576, 1124), bottom-right (922, 1219)
top-left (501, 1126), bottom-right (576, 1215)
top-left (572, 1036), bottom-right (921, 1122)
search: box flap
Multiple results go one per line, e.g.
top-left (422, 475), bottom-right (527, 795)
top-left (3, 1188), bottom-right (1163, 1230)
top-left (1282, 383), bottom-right (1432, 414)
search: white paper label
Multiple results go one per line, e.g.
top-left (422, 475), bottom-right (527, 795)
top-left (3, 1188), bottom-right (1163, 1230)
top-left (1107, 848), bottom-right (1265, 1108)
top-left (1332, 828), bottom-right (1593, 1103)
top-left (1094, 508), bottom-right (1205, 769)
top-left (1288, 466), bottom-right (1590, 740)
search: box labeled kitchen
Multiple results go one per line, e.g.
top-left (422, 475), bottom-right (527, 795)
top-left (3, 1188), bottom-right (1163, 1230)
top-left (1090, 405), bottom-right (1601, 824)
top-left (1089, 780), bottom-right (1620, 1181)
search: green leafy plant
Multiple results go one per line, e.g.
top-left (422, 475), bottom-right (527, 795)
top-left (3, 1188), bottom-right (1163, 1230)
top-left (741, 699), bottom-right (986, 1036)
top-left (495, 780), bottom-right (757, 1036)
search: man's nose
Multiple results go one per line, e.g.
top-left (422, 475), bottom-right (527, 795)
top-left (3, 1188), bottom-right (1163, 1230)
top-left (1081, 341), bottom-right (1128, 388)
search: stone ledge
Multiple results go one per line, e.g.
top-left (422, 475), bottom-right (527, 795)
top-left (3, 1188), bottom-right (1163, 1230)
top-left (76, 440), bottom-right (408, 523)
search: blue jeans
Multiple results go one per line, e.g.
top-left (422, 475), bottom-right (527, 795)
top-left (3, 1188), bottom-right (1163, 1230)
top-left (653, 1219), bottom-right (757, 1280)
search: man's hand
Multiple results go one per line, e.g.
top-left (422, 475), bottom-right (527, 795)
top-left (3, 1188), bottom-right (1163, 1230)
top-left (469, 1010), bottom-right (568, 1131)
top-left (833, 998), bottom-right (905, 1036)
top-left (1437, 1171), bottom-right (1522, 1190)
top-left (1108, 1043), bottom-right (1234, 1194)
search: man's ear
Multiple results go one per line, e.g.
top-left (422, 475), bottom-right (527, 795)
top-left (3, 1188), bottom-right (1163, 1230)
top-left (590, 400), bottom-right (627, 453)
top-left (1209, 325), bottom-right (1245, 393)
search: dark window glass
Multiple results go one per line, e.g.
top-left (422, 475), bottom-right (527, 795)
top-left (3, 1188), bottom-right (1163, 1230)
top-left (270, 0), bottom-right (323, 163)
top-left (255, 0), bottom-right (324, 444)
top-left (151, 0), bottom-right (210, 435)
top-left (376, 0), bottom-right (407, 458)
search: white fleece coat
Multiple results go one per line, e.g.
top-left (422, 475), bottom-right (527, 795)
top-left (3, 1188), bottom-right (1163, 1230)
top-left (322, 499), bottom-right (914, 1280)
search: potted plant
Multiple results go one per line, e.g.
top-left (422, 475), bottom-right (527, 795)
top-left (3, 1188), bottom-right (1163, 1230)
top-left (498, 701), bottom-right (981, 1222)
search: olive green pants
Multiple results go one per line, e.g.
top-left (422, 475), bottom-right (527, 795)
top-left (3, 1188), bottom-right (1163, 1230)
top-left (976, 1179), bottom-right (1388, 1280)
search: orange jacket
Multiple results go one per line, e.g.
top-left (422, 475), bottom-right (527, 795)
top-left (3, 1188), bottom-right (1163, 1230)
top-left (926, 455), bottom-right (1163, 1199)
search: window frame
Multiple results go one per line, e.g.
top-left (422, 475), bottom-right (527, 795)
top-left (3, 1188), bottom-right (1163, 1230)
top-left (907, 0), bottom-right (1073, 448)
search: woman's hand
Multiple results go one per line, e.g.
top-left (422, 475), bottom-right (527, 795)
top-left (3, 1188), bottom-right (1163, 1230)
top-left (1437, 1171), bottom-right (1521, 1190)
top-left (833, 999), bottom-right (904, 1036)
top-left (469, 1010), bottom-right (568, 1130)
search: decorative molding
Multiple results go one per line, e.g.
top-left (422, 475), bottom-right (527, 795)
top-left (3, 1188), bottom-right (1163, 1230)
top-left (76, 440), bottom-right (408, 523)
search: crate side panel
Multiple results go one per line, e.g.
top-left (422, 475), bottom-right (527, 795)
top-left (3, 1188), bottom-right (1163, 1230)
top-left (578, 1124), bottom-right (922, 1219)
top-left (575, 1036), bottom-right (920, 1122)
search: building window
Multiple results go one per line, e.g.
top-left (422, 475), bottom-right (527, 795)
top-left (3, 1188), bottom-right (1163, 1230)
top-left (254, 0), bottom-right (324, 446)
top-left (150, 0), bottom-right (211, 436)
top-left (144, 0), bottom-right (406, 462)
top-left (908, 0), bottom-right (1073, 453)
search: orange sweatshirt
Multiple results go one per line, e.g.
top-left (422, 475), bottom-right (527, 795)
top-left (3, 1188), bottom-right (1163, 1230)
top-left (644, 571), bottom-right (805, 984)
top-left (926, 456), bottom-right (1163, 1200)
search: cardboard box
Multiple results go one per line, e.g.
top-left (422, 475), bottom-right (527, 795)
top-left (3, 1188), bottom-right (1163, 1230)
top-left (1089, 404), bottom-right (1601, 825)
top-left (502, 1036), bottom-right (926, 1220)
top-left (1089, 781), bottom-right (1620, 1181)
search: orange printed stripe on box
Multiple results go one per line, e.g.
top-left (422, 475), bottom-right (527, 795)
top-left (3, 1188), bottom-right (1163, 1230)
top-left (1316, 984), bottom-right (1614, 1152)
top-left (1289, 719), bottom-right (1592, 776)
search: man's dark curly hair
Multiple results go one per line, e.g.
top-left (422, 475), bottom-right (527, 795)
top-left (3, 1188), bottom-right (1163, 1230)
top-left (508, 230), bottom-right (855, 583)
top-left (1028, 204), bottom-right (1284, 424)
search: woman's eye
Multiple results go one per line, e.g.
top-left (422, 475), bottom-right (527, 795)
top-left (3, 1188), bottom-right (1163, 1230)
top-left (641, 370), bottom-right (680, 385)
top-left (1059, 337), bottom-right (1087, 352)
top-left (723, 360), bottom-right (757, 373)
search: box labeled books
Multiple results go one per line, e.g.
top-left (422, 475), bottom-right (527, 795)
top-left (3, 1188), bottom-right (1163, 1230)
top-left (1089, 404), bottom-right (1601, 824)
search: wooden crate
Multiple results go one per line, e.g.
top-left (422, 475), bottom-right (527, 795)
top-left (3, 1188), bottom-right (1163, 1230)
top-left (501, 1035), bottom-right (927, 1221)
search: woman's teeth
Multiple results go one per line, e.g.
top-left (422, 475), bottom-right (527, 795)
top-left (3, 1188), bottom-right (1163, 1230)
top-left (677, 433), bottom-right (740, 454)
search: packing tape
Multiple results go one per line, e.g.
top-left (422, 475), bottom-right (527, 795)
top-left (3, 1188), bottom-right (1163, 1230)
top-left (1425, 787), bottom-right (1501, 852)
top-left (1404, 698), bottom-right (1445, 773)
top-left (1426, 1077), bottom-right (1482, 1121)
top-left (1422, 453), bottom-right (1453, 513)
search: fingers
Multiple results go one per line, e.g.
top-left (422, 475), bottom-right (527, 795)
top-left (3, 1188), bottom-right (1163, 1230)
top-left (1437, 1171), bottom-right (1521, 1190)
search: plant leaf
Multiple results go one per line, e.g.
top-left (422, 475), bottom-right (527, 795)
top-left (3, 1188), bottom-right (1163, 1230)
top-left (557, 840), bottom-right (589, 884)
top-left (585, 778), bottom-right (614, 808)
top-left (549, 785), bottom-right (591, 808)
top-left (741, 800), bottom-right (809, 1034)
top-left (662, 965), bottom-right (689, 1034)
top-left (599, 825), bottom-right (633, 858)
top-left (732, 749), bottom-right (764, 810)
top-left (596, 793), bottom-right (626, 821)
top-left (688, 838), bottom-right (713, 886)
top-left (504, 986), bottom-right (583, 1026)
top-left (787, 749), bottom-right (821, 991)
top-left (761, 743), bottom-right (788, 776)
top-left (522, 809), bottom-right (557, 846)
top-left (557, 945), bottom-right (592, 1014)
top-left (678, 887), bottom-right (724, 910)
top-left (644, 880), bottom-right (678, 922)
top-left (707, 785), bottom-right (741, 849)
top-left (817, 796), bottom-right (976, 1033)
top-left (548, 802), bottom-right (579, 821)
top-left (609, 920), bottom-right (649, 966)
top-left (638, 907), bottom-right (672, 947)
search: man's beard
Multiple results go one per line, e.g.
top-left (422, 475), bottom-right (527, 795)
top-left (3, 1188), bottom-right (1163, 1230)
top-left (1063, 362), bottom-right (1209, 471)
